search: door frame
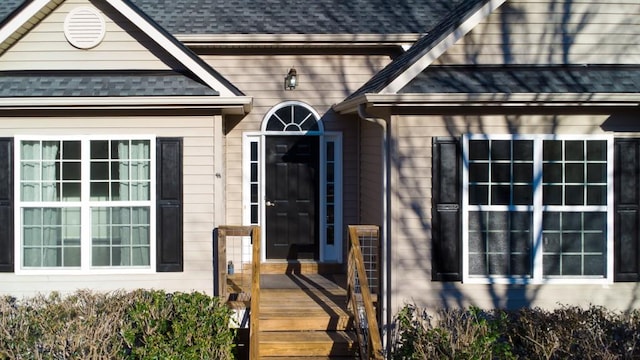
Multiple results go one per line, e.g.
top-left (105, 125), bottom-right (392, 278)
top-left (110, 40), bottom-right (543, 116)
top-left (242, 105), bottom-right (343, 263)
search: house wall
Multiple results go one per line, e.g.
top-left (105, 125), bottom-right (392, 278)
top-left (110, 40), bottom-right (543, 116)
top-left (359, 119), bottom-right (384, 226)
top-left (0, 115), bottom-right (219, 298)
top-left (0, 0), bottom-right (171, 70)
top-left (201, 53), bottom-right (390, 253)
top-left (437, 0), bottom-right (640, 65)
top-left (389, 113), bottom-right (640, 314)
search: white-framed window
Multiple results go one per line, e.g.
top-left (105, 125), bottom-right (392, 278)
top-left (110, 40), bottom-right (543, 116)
top-left (462, 134), bottom-right (613, 284)
top-left (15, 136), bottom-right (155, 274)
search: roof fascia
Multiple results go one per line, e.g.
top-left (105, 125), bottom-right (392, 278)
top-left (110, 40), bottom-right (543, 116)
top-left (177, 33), bottom-right (423, 48)
top-left (0, 96), bottom-right (253, 114)
top-left (0, 0), bottom-right (62, 54)
top-left (334, 93), bottom-right (640, 114)
top-left (104, 0), bottom-right (243, 97)
top-left (379, 0), bottom-right (507, 95)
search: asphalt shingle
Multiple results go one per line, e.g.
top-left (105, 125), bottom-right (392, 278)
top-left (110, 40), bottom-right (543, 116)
top-left (129, 0), bottom-right (467, 35)
top-left (400, 65), bottom-right (640, 94)
top-left (0, 0), bottom-right (24, 25)
top-left (347, 0), bottom-right (490, 98)
top-left (0, 70), bottom-right (219, 97)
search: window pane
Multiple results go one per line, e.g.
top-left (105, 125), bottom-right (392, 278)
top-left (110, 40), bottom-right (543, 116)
top-left (587, 163), bottom-right (606, 183)
top-left (63, 141), bottom-right (81, 160)
top-left (91, 162), bottom-right (109, 180)
top-left (565, 141), bottom-right (584, 161)
top-left (491, 163), bottom-right (511, 182)
top-left (543, 140), bottom-right (562, 161)
top-left (565, 185), bottom-right (584, 205)
top-left (543, 185), bottom-right (562, 205)
top-left (513, 185), bottom-right (533, 205)
top-left (469, 184), bottom-right (488, 205)
top-left (21, 141), bottom-right (40, 160)
top-left (587, 185), bottom-right (606, 206)
top-left (562, 255), bottom-right (582, 275)
top-left (469, 163), bottom-right (488, 182)
top-left (513, 163), bottom-right (532, 182)
top-left (565, 164), bottom-right (584, 183)
top-left (513, 140), bottom-right (533, 161)
top-left (543, 163), bottom-right (562, 183)
top-left (587, 141), bottom-right (606, 161)
top-left (91, 141), bottom-right (109, 159)
top-left (491, 185), bottom-right (511, 205)
top-left (468, 140), bottom-right (489, 160)
top-left (584, 255), bottom-right (604, 276)
top-left (491, 140), bottom-right (511, 160)
top-left (62, 162), bottom-right (81, 181)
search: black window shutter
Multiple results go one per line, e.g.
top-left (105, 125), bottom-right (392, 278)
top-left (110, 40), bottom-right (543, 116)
top-left (156, 138), bottom-right (183, 272)
top-left (614, 138), bottom-right (640, 281)
top-left (432, 137), bottom-right (462, 281)
top-left (0, 138), bottom-right (13, 272)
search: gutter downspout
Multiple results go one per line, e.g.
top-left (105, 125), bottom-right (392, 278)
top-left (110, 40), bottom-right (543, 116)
top-left (357, 103), bottom-right (392, 355)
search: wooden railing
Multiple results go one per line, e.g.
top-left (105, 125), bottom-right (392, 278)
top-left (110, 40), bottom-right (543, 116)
top-left (347, 225), bottom-right (384, 360)
top-left (214, 225), bottom-right (261, 359)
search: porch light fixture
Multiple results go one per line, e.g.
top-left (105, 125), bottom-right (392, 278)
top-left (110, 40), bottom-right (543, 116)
top-left (284, 68), bottom-right (297, 90)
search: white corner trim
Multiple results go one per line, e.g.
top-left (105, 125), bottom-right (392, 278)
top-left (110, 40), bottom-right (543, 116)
top-left (104, 0), bottom-right (238, 97)
top-left (0, 0), bottom-right (57, 47)
top-left (379, 0), bottom-right (507, 95)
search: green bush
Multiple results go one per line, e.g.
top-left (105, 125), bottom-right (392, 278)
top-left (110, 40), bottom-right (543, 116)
top-left (0, 289), bottom-right (235, 360)
top-left (390, 304), bottom-right (640, 360)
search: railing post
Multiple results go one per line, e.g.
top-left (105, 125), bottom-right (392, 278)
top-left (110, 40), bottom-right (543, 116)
top-left (250, 225), bottom-right (261, 360)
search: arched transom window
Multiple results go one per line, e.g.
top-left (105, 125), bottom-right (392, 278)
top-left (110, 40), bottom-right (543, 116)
top-left (262, 101), bottom-right (323, 133)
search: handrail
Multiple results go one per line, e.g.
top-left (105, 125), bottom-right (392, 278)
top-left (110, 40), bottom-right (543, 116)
top-left (347, 225), bottom-right (384, 359)
top-left (214, 225), bottom-right (261, 359)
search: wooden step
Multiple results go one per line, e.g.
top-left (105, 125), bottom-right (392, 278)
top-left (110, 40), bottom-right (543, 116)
top-left (260, 288), bottom-right (352, 331)
top-left (261, 262), bottom-right (344, 275)
top-left (259, 331), bottom-right (357, 357)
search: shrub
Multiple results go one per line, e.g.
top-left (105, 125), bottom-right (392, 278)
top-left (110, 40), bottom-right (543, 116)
top-left (390, 304), bottom-right (640, 360)
top-left (0, 290), bottom-right (235, 360)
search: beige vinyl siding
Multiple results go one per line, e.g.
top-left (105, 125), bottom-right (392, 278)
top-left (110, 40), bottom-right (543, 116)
top-left (359, 119), bottom-right (384, 226)
top-left (0, 115), bottom-right (218, 298)
top-left (390, 113), bottom-right (640, 313)
top-left (437, 0), bottom-right (640, 65)
top-left (0, 0), bottom-right (170, 70)
top-left (202, 54), bottom-right (390, 229)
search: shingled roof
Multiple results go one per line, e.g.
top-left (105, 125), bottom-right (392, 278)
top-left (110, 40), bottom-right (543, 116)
top-left (347, 0), bottom-right (493, 99)
top-left (400, 65), bottom-right (640, 94)
top-left (128, 0), bottom-right (469, 35)
top-left (0, 70), bottom-right (219, 97)
top-left (0, 0), bottom-right (24, 25)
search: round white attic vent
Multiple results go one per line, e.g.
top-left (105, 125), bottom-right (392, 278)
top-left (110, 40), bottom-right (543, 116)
top-left (64, 7), bottom-right (106, 49)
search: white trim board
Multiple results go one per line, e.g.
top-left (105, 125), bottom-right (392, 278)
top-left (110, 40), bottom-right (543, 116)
top-left (379, 0), bottom-right (507, 95)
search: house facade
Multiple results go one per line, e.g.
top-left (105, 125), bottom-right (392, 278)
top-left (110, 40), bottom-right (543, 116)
top-left (0, 0), bottom-right (639, 337)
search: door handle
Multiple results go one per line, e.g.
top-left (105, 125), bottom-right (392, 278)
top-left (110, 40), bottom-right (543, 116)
top-left (266, 201), bottom-right (276, 207)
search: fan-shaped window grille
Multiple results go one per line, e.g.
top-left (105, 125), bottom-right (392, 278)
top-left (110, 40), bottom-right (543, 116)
top-left (264, 102), bottom-right (322, 133)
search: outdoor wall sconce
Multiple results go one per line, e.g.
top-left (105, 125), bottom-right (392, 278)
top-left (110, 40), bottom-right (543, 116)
top-left (284, 68), bottom-right (297, 90)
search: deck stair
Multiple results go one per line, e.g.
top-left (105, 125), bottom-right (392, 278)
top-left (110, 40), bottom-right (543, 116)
top-left (257, 263), bottom-right (358, 359)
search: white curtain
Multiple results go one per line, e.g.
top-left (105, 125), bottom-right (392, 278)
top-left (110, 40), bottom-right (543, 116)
top-left (22, 141), bottom-right (61, 267)
top-left (116, 140), bottom-right (150, 266)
